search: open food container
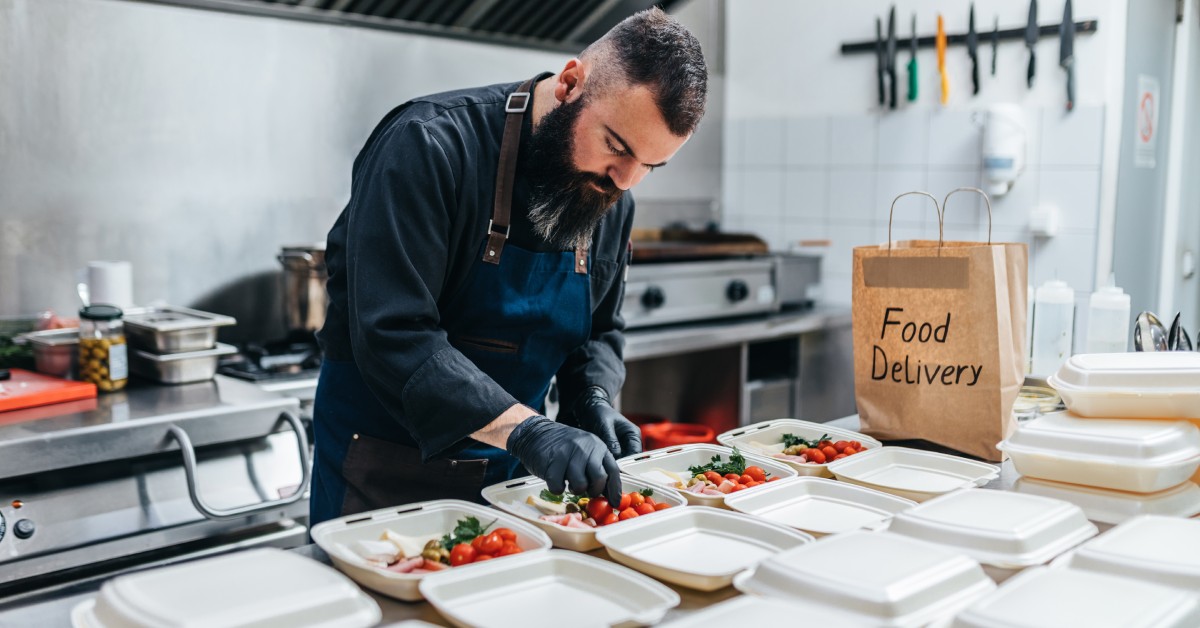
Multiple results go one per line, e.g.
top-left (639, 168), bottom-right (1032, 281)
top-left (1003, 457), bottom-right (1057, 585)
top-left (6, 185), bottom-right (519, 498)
top-left (310, 499), bottom-right (552, 602)
top-left (717, 418), bottom-right (882, 477)
top-left (25, 327), bottom-right (80, 379)
top-left (1048, 352), bottom-right (1200, 419)
top-left (733, 530), bottom-right (996, 627)
top-left (940, 566), bottom-right (1200, 628)
top-left (616, 443), bottom-right (797, 507)
top-left (594, 505), bottom-right (813, 591)
top-left (70, 548), bottom-right (380, 628)
top-left (129, 342), bottom-right (238, 384)
top-left (1052, 515), bottom-right (1200, 592)
top-left (480, 474), bottom-right (687, 552)
top-left (123, 305), bottom-right (236, 353)
top-left (997, 412), bottom-right (1200, 493)
top-left (723, 476), bottom-right (915, 536)
top-left (417, 550), bottom-right (679, 628)
top-left (827, 447), bottom-right (1000, 502)
top-left (1012, 476), bottom-right (1200, 525)
top-left (886, 489), bottom-right (1097, 569)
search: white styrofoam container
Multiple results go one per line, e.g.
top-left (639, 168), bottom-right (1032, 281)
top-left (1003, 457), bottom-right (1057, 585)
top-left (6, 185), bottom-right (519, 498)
top-left (1012, 476), bottom-right (1200, 524)
top-left (997, 412), bottom-right (1200, 493)
top-left (733, 530), bottom-right (996, 627)
top-left (479, 474), bottom-right (687, 552)
top-left (943, 566), bottom-right (1200, 628)
top-left (417, 549), bottom-right (678, 628)
top-left (616, 444), bottom-right (798, 507)
top-left (659, 595), bottom-right (856, 627)
top-left (594, 505), bottom-right (814, 591)
top-left (70, 548), bottom-right (380, 628)
top-left (827, 447), bottom-right (1000, 502)
top-left (310, 499), bottom-right (552, 602)
top-left (716, 418), bottom-right (883, 477)
top-left (722, 476), bottom-right (916, 536)
top-left (1048, 352), bottom-right (1200, 419)
top-left (886, 489), bottom-right (1098, 569)
top-left (1052, 515), bottom-right (1200, 592)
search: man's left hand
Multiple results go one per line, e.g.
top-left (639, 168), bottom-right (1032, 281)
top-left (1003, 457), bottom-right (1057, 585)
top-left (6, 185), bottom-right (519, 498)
top-left (564, 386), bottom-right (642, 459)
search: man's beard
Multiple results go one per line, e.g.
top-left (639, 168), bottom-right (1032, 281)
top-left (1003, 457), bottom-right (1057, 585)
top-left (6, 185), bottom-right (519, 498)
top-left (525, 97), bottom-right (624, 250)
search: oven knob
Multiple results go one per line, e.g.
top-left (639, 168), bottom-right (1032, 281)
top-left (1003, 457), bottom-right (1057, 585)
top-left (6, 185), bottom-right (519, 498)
top-left (726, 280), bottom-right (749, 303)
top-left (641, 286), bottom-right (666, 310)
top-left (13, 519), bottom-right (33, 540)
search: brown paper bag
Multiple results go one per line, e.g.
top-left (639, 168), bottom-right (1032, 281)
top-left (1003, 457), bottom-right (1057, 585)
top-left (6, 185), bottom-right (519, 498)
top-left (852, 189), bottom-right (1028, 461)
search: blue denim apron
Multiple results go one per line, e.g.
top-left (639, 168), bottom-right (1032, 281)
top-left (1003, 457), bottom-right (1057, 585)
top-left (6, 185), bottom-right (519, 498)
top-left (309, 79), bottom-right (591, 526)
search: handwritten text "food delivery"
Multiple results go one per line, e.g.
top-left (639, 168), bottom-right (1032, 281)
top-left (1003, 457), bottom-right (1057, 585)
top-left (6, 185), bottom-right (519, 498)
top-left (870, 308), bottom-right (983, 386)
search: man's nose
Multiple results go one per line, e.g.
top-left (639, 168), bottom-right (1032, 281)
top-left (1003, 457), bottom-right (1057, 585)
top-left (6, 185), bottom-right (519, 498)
top-left (607, 161), bottom-right (644, 191)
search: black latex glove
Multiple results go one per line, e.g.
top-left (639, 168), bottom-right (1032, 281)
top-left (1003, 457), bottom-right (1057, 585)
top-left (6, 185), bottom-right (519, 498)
top-left (507, 415), bottom-right (623, 505)
top-left (562, 386), bottom-right (642, 459)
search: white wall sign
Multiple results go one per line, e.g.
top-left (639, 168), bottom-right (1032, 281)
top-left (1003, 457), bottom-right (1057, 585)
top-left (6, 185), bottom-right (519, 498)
top-left (1135, 75), bottom-right (1160, 169)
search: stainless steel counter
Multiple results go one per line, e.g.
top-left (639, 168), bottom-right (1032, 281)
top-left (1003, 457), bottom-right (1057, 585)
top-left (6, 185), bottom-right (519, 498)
top-left (623, 306), bottom-right (851, 361)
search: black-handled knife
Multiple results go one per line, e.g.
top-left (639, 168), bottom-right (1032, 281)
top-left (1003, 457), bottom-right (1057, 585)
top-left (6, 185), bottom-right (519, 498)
top-left (886, 6), bottom-right (898, 109)
top-left (1060, 0), bottom-right (1076, 111)
top-left (875, 17), bottom-right (886, 107)
top-left (967, 3), bottom-right (979, 95)
top-left (1026, 0), bottom-right (1038, 88)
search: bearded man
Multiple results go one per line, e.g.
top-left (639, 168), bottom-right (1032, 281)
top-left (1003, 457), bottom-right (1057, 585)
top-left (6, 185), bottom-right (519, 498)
top-left (310, 7), bottom-right (707, 525)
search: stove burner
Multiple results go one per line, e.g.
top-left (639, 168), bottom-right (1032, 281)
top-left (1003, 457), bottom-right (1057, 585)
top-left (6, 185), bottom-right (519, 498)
top-left (219, 331), bottom-right (323, 382)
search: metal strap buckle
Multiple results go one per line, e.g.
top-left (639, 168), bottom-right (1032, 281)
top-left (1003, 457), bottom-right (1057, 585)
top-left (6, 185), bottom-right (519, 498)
top-left (487, 219), bottom-right (509, 236)
top-left (505, 91), bottom-right (530, 113)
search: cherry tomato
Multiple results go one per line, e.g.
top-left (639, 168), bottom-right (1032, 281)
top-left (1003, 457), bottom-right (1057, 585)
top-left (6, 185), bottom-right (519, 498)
top-left (807, 449), bottom-right (827, 464)
top-left (745, 466), bottom-right (767, 483)
top-left (602, 512), bottom-right (620, 526)
top-left (821, 446), bottom-right (839, 460)
top-left (635, 502), bottom-right (656, 516)
top-left (704, 471), bottom-right (723, 484)
top-left (629, 492), bottom-right (646, 508)
top-left (819, 440), bottom-right (833, 448)
top-left (479, 532), bottom-right (504, 555)
top-left (842, 447), bottom-right (857, 456)
top-left (849, 440), bottom-right (863, 450)
top-left (731, 483), bottom-right (747, 492)
top-left (767, 477), bottom-right (782, 482)
top-left (654, 502), bottom-right (671, 510)
top-left (644, 498), bottom-right (657, 507)
top-left (587, 497), bottom-right (613, 521)
top-left (498, 542), bottom-right (522, 556)
top-left (450, 543), bottom-right (477, 566)
top-left (619, 493), bottom-right (632, 510)
top-left (474, 554), bottom-right (494, 562)
top-left (471, 535), bottom-right (487, 551)
top-left (746, 481), bottom-right (761, 488)
top-left (833, 440), bottom-right (850, 453)
top-left (724, 473), bottom-right (740, 481)
top-left (833, 453), bottom-right (847, 460)
top-left (619, 507), bottom-right (639, 521)
top-left (495, 528), bottom-right (518, 542)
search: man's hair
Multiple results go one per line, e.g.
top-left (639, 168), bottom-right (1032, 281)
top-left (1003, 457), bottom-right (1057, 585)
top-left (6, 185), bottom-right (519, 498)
top-left (581, 7), bottom-right (708, 136)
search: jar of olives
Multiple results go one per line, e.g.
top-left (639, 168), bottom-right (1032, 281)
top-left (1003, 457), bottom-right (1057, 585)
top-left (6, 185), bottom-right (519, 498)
top-left (78, 304), bottom-right (128, 392)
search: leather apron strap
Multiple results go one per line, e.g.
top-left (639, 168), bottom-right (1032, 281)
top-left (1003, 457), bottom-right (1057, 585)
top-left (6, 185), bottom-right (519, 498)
top-left (483, 77), bottom-right (589, 274)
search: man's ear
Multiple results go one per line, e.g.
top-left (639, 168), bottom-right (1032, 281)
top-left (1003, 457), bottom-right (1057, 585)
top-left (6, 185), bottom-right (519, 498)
top-left (554, 58), bottom-right (586, 103)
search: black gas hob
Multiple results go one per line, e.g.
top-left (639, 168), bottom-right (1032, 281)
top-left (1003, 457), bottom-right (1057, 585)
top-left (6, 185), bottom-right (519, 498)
top-left (218, 331), bottom-right (322, 383)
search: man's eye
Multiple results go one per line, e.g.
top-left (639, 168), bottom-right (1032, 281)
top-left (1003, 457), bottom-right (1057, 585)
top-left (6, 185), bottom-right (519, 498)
top-left (605, 138), bottom-right (625, 156)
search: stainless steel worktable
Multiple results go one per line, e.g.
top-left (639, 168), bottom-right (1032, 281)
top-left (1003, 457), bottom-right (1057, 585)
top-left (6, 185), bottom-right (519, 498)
top-left (623, 305), bottom-right (851, 361)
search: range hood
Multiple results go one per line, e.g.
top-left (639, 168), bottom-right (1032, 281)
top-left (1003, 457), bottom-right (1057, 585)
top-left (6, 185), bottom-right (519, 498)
top-left (137, 0), bottom-right (687, 52)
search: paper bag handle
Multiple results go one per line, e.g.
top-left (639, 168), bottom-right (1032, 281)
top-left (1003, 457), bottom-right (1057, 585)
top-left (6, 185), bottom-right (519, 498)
top-left (942, 187), bottom-right (994, 245)
top-left (887, 191), bottom-right (943, 254)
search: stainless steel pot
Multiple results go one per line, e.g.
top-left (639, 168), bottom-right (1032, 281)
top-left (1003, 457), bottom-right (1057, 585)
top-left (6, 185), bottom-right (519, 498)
top-left (277, 244), bottom-right (328, 332)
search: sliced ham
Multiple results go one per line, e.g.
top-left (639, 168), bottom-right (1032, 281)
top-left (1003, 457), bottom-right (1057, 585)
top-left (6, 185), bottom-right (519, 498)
top-left (420, 559), bottom-right (449, 571)
top-left (716, 480), bottom-right (737, 494)
top-left (385, 556), bottom-right (425, 574)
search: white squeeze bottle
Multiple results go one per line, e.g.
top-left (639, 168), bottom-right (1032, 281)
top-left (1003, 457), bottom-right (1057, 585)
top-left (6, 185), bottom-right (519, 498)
top-left (1031, 279), bottom-right (1075, 376)
top-left (1086, 275), bottom-right (1131, 353)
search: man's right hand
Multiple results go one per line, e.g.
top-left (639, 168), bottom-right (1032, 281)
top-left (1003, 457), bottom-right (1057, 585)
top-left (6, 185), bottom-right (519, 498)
top-left (507, 416), bottom-right (623, 505)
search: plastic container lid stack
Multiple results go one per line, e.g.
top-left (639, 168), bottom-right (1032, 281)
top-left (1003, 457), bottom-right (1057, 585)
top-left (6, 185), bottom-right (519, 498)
top-left (998, 412), bottom-right (1200, 493)
top-left (71, 548), bottom-right (380, 628)
top-left (826, 447), bottom-right (1000, 502)
top-left (886, 489), bottom-right (1097, 569)
top-left (1012, 476), bottom-right (1200, 525)
top-left (734, 530), bottom-right (996, 627)
top-left (1054, 515), bottom-right (1200, 592)
top-left (945, 567), bottom-right (1200, 628)
top-left (1049, 352), bottom-right (1200, 419)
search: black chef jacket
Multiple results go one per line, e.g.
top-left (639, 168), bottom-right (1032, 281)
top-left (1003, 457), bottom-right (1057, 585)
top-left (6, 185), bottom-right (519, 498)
top-left (318, 74), bottom-right (635, 462)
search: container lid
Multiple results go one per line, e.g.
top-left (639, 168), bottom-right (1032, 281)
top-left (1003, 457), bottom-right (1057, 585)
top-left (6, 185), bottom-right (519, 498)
top-left (734, 530), bottom-right (995, 627)
top-left (999, 411), bottom-right (1200, 465)
top-left (722, 476), bottom-right (915, 535)
top-left (418, 550), bottom-right (679, 628)
top-left (660, 596), bottom-right (854, 627)
top-left (79, 305), bottom-right (123, 321)
top-left (827, 447), bottom-right (1000, 496)
top-left (123, 305), bottom-right (236, 332)
top-left (24, 328), bottom-right (80, 347)
top-left (1049, 352), bottom-right (1200, 392)
top-left (948, 566), bottom-right (1200, 628)
top-left (1057, 514), bottom-right (1200, 591)
top-left (1012, 476), bottom-right (1200, 525)
top-left (132, 342), bottom-right (238, 363)
top-left (887, 489), bottom-right (1098, 568)
top-left (73, 548), bottom-right (380, 628)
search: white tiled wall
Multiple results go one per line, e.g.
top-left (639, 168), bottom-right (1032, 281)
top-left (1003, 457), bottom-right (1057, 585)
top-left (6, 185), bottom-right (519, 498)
top-left (723, 106), bottom-right (1106, 351)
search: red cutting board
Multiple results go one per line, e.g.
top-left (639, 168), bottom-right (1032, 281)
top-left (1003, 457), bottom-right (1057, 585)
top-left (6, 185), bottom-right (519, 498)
top-left (0, 369), bottom-right (98, 413)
